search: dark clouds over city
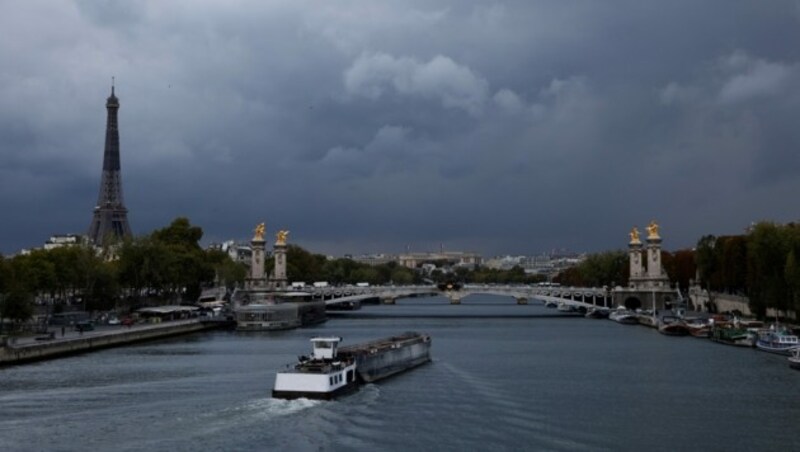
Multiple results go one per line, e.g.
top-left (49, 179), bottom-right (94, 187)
top-left (2, 1), bottom-right (800, 256)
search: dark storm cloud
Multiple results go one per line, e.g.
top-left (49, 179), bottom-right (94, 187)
top-left (2, 1), bottom-right (800, 256)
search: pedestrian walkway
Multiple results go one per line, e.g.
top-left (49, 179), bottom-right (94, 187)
top-left (6, 319), bottom-right (204, 348)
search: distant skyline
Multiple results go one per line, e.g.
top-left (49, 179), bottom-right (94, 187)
top-left (2, 1), bottom-right (800, 257)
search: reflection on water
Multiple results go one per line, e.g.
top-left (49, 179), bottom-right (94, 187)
top-left (1, 295), bottom-right (798, 451)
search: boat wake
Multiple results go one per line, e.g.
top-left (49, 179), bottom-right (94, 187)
top-left (435, 361), bottom-right (609, 451)
top-left (204, 396), bottom-right (322, 427)
top-left (257, 397), bottom-right (322, 417)
top-left (350, 382), bottom-right (381, 405)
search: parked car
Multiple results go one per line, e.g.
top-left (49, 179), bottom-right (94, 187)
top-left (121, 317), bottom-right (135, 327)
top-left (75, 321), bottom-right (95, 332)
top-left (107, 317), bottom-right (121, 325)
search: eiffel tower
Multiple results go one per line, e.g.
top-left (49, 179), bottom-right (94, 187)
top-left (87, 82), bottom-right (132, 245)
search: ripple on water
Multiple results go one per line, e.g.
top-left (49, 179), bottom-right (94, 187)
top-left (403, 360), bottom-right (613, 451)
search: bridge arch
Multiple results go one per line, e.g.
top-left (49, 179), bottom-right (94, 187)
top-left (624, 296), bottom-right (642, 311)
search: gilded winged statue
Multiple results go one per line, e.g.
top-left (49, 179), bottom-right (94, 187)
top-left (629, 227), bottom-right (641, 244)
top-left (253, 223), bottom-right (266, 241)
top-left (276, 230), bottom-right (290, 245)
top-left (646, 220), bottom-right (660, 239)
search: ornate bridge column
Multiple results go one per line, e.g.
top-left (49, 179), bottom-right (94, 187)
top-left (248, 223), bottom-right (267, 289)
top-left (515, 297), bottom-right (528, 305)
top-left (646, 222), bottom-right (663, 280)
top-left (628, 227), bottom-right (644, 285)
top-left (271, 230), bottom-right (289, 290)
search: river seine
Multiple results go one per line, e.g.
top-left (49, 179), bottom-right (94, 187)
top-left (1, 295), bottom-right (798, 451)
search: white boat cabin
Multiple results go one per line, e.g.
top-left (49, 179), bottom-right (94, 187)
top-left (272, 336), bottom-right (357, 399)
top-left (311, 337), bottom-right (342, 360)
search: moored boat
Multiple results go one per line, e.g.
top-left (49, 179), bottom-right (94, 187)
top-left (557, 302), bottom-right (578, 313)
top-left (658, 315), bottom-right (690, 336)
top-left (710, 323), bottom-right (754, 347)
top-left (636, 311), bottom-right (658, 328)
top-left (585, 307), bottom-right (610, 319)
top-left (755, 328), bottom-right (799, 355)
top-left (610, 308), bottom-right (639, 325)
top-left (689, 327), bottom-right (711, 338)
top-left (685, 318), bottom-right (712, 338)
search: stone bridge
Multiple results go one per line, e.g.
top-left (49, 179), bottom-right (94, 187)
top-left (304, 284), bottom-right (610, 310)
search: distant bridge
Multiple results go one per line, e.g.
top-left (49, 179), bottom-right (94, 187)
top-left (303, 284), bottom-right (611, 310)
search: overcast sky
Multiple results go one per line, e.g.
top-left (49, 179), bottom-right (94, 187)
top-left (2, 1), bottom-right (799, 257)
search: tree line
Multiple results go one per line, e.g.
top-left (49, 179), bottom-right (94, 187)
top-left (271, 246), bottom-right (547, 286)
top-left (0, 218), bottom-right (246, 325)
top-left (550, 220), bottom-right (800, 320)
top-left (553, 249), bottom-right (696, 292)
top-left (695, 222), bottom-right (800, 318)
top-left (274, 245), bottom-right (419, 286)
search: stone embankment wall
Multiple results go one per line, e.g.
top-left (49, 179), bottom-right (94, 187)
top-left (689, 288), bottom-right (752, 316)
top-left (689, 287), bottom-right (795, 319)
top-left (0, 319), bottom-right (216, 365)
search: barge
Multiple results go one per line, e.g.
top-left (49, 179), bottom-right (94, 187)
top-left (272, 332), bottom-right (431, 400)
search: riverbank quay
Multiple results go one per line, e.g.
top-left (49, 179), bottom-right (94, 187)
top-left (0, 318), bottom-right (231, 366)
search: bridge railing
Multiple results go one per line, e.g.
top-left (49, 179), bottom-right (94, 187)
top-left (307, 284), bottom-right (610, 305)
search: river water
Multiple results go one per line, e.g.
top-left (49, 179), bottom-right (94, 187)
top-left (1, 295), bottom-right (798, 451)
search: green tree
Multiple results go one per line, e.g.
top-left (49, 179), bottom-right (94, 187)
top-left (84, 261), bottom-right (119, 311)
top-left (152, 217), bottom-right (204, 246)
top-left (150, 218), bottom-right (214, 302)
top-left (785, 250), bottom-right (800, 321)
top-left (747, 222), bottom-right (790, 318)
top-left (695, 235), bottom-right (717, 290)
top-left (390, 267), bottom-right (415, 285)
top-left (0, 254), bottom-right (7, 295)
top-left (662, 249), bottom-right (696, 291)
top-left (285, 245), bottom-right (326, 283)
top-left (351, 266), bottom-right (381, 285)
top-left (47, 247), bottom-right (81, 302)
top-left (554, 266), bottom-right (583, 286)
top-left (118, 237), bottom-right (170, 302)
top-left (560, 251), bottom-right (627, 287)
top-left (721, 236), bottom-right (748, 293)
top-left (1, 287), bottom-right (34, 326)
top-left (206, 249), bottom-right (246, 289)
top-left (19, 250), bottom-right (57, 298)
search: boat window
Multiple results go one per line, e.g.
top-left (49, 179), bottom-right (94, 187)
top-left (329, 377), bottom-right (333, 385)
top-left (315, 342), bottom-right (332, 349)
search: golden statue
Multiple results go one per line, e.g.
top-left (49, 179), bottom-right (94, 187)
top-left (253, 223), bottom-right (266, 241)
top-left (646, 220), bottom-right (660, 239)
top-left (276, 230), bottom-right (290, 245)
top-left (629, 227), bottom-right (641, 244)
